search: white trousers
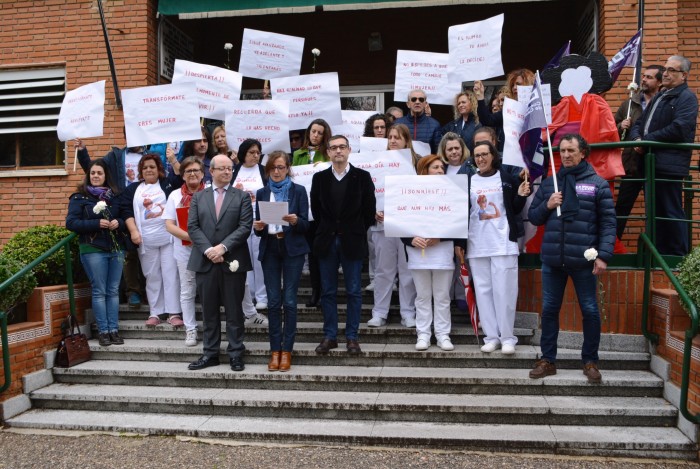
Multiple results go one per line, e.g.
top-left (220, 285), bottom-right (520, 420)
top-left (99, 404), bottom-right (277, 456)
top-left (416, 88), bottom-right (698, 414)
top-left (367, 229), bottom-right (375, 280)
top-left (469, 255), bottom-right (518, 346)
top-left (242, 280), bottom-right (257, 317)
top-left (246, 230), bottom-right (267, 303)
top-left (411, 269), bottom-right (452, 340)
top-left (139, 243), bottom-right (180, 316)
top-left (175, 259), bottom-right (197, 331)
top-left (371, 231), bottom-right (416, 319)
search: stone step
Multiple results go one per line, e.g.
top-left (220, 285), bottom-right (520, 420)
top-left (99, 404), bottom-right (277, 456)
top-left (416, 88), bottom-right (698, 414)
top-left (52, 360), bottom-right (662, 397)
top-left (7, 409), bottom-right (695, 459)
top-left (29, 383), bottom-right (678, 427)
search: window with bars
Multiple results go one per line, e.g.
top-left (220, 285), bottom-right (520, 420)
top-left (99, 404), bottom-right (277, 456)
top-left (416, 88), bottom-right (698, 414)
top-left (0, 67), bottom-right (65, 170)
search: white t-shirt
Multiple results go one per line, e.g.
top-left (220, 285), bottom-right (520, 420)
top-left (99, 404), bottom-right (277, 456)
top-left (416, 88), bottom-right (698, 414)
top-left (446, 164), bottom-right (461, 175)
top-left (467, 172), bottom-right (518, 258)
top-left (406, 240), bottom-right (454, 270)
top-left (133, 182), bottom-right (170, 247)
top-left (124, 151), bottom-right (141, 187)
top-left (162, 189), bottom-right (192, 264)
top-left (234, 165), bottom-right (264, 216)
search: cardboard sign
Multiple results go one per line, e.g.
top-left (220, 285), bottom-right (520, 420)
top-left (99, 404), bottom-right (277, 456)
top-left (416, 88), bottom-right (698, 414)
top-left (348, 149), bottom-right (415, 210)
top-left (448, 14), bottom-right (504, 82)
top-left (333, 110), bottom-right (376, 153)
top-left (271, 72), bottom-right (342, 128)
top-left (394, 50), bottom-right (462, 105)
top-left (238, 28), bottom-right (304, 79)
top-left (57, 81), bottom-right (105, 141)
top-left (172, 59), bottom-right (242, 120)
top-left (360, 137), bottom-right (388, 152)
top-left (292, 162), bottom-right (331, 221)
top-left (225, 100), bottom-right (291, 153)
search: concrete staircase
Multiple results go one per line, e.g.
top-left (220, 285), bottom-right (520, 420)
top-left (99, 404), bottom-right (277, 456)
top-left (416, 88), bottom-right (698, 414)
top-left (5, 278), bottom-right (698, 459)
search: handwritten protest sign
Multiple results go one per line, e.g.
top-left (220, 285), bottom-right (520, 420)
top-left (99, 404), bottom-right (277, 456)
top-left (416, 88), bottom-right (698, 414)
top-left (292, 162), bottom-right (331, 221)
top-left (225, 100), bottom-right (290, 153)
top-left (172, 59), bottom-right (242, 120)
top-left (394, 50), bottom-right (462, 105)
top-left (239, 29), bottom-right (304, 80)
top-left (360, 136), bottom-right (388, 152)
top-left (517, 84), bottom-right (552, 124)
top-left (448, 14), bottom-right (504, 83)
top-left (122, 83), bottom-right (202, 147)
top-left (271, 72), bottom-right (342, 128)
top-left (334, 110), bottom-right (376, 152)
top-left (412, 140), bottom-right (431, 157)
top-left (502, 97), bottom-right (528, 168)
top-left (57, 81), bottom-right (105, 141)
top-left (349, 149), bottom-right (415, 210)
top-left (384, 175), bottom-right (470, 238)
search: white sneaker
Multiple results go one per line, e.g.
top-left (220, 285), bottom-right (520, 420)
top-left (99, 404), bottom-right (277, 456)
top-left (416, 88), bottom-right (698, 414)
top-left (437, 337), bottom-right (454, 351)
top-left (501, 343), bottom-right (516, 355)
top-left (415, 337), bottom-right (430, 350)
top-left (255, 302), bottom-right (268, 310)
top-left (302, 269), bottom-right (310, 276)
top-left (245, 312), bottom-right (269, 326)
top-left (401, 317), bottom-right (416, 328)
top-left (481, 342), bottom-right (501, 353)
top-left (367, 316), bottom-right (387, 327)
top-left (185, 329), bottom-right (198, 347)
top-left (364, 281), bottom-right (375, 292)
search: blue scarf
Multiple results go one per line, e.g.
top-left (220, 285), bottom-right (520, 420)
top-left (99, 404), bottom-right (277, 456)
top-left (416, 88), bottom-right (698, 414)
top-left (269, 176), bottom-right (292, 202)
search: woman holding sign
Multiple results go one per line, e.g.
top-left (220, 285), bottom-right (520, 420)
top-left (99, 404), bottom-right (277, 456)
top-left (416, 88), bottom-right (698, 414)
top-left (455, 141), bottom-right (530, 355)
top-left (253, 151), bottom-right (310, 372)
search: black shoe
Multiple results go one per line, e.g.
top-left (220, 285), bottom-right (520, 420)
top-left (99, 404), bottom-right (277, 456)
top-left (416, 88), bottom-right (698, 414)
top-left (109, 331), bottom-right (124, 345)
top-left (305, 289), bottom-right (320, 308)
top-left (346, 339), bottom-right (362, 355)
top-left (315, 338), bottom-right (338, 354)
top-left (98, 333), bottom-right (111, 347)
top-left (188, 355), bottom-right (220, 370)
top-left (230, 356), bottom-right (245, 372)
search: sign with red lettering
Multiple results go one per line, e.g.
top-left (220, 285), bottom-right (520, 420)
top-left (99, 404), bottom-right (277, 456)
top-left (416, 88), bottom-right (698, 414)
top-left (122, 83), bottom-right (202, 147)
top-left (225, 100), bottom-right (290, 154)
top-left (172, 59), bottom-right (242, 120)
top-left (394, 50), bottom-right (462, 105)
top-left (348, 149), bottom-right (416, 211)
top-left (271, 72), bottom-right (342, 128)
top-left (238, 28), bottom-right (304, 79)
top-left (57, 81), bottom-right (105, 141)
top-left (334, 110), bottom-right (376, 153)
top-left (448, 14), bottom-right (504, 83)
top-left (360, 137), bottom-right (388, 153)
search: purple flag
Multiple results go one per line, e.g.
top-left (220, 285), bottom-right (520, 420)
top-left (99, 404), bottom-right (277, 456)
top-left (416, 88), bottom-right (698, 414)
top-left (608, 30), bottom-right (642, 83)
top-left (543, 40), bottom-right (571, 70)
top-left (518, 73), bottom-right (547, 180)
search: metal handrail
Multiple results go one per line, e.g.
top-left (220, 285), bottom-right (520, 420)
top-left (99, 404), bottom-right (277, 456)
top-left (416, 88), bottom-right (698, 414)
top-left (638, 233), bottom-right (699, 424)
top-left (0, 232), bottom-right (77, 394)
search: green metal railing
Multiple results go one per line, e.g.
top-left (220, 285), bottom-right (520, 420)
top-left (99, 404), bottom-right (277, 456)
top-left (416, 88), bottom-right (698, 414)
top-left (0, 233), bottom-right (77, 394)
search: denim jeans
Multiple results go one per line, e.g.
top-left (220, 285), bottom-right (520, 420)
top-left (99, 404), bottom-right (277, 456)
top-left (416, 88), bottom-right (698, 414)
top-left (81, 250), bottom-right (124, 333)
top-left (261, 238), bottom-right (305, 352)
top-left (318, 236), bottom-right (363, 341)
top-left (540, 263), bottom-right (601, 364)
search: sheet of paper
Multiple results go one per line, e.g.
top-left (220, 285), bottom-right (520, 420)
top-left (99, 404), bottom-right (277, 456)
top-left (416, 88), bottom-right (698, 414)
top-left (258, 201), bottom-right (289, 226)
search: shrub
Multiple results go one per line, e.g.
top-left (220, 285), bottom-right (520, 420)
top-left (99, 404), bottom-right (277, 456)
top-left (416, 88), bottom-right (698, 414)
top-left (0, 255), bottom-right (37, 313)
top-left (1, 225), bottom-right (84, 286)
top-left (677, 245), bottom-right (700, 315)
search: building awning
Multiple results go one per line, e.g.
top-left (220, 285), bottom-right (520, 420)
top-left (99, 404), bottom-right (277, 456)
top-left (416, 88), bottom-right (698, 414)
top-left (159, 0), bottom-right (553, 19)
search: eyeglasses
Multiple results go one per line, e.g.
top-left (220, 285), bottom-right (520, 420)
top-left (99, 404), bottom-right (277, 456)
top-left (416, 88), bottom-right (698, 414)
top-left (247, 150), bottom-right (262, 156)
top-left (271, 165), bottom-right (288, 172)
top-left (328, 144), bottom-right (349, 151)
top-left (373, 125), bottom-right (386, 130)
top-left (474, 152), bottom-right (491, 160)
top-left (410, 97), bottom-right (426, 103)
top-left (184, 169), bottom-right (202, 175)
top-left (664, 67), bottom-right (685, 74)
top-left (213, 167), bottom-right (233, 172)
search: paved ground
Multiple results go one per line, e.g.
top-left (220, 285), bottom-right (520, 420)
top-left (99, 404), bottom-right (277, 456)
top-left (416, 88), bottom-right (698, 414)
top-left (0, 429), bottom-right (697, 468)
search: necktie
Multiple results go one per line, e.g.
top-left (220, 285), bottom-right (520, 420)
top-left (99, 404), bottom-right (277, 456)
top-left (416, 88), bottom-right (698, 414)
top-left (215, 187), bottom-right (225, 219)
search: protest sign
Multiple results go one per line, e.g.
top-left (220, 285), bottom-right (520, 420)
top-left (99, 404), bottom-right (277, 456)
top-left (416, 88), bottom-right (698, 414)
top-left (271, 72), bottom-right (342, 128)
top-left (360, 136), bottom-right (388, 152)
top-left (448, 14), bottom-right (504, 83)
top-left (384, 175), bottom-right (470, 238)
top-left (57, 81), bottom-right (105, 141)
top-left (517, 83), bottom-right (552, 124)
top-left (349, 149), bottom-right (415, 210)
top-left (122, 83), bottom-right (202, 147)
top-left (394, 50), bottom-right (462, 105)
top-left (502, 97), bottom-right (528, 168)
top-left (172, 59), bottom-right (242, 120)
top-left (413, 140), bottom-right (431, 157)
top-left (334, 110), bottom-right (376, 152)
top-left (239, 28), bottom-right (304, 79)
top-left (292, 162), bottom-right (331, 221)
top-left (225, 100), bottom-right (290, 153)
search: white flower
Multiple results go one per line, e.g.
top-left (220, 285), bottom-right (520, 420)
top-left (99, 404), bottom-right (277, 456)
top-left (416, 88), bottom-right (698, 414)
top-left (93, 201), bottom-right (107, 214)
top-left (229, 260), bottom-right (239, 272)
top-left (224, 43), bottom-right (233, 50)
top-left (584, 248), bottom-right (598, 261)
top-left (311, 48), bottom-right (321, 57)
top-left (627, 82), bottom-right (638, 91)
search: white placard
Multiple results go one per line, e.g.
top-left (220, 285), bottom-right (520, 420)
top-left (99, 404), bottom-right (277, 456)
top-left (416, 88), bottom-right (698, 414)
top-left (348, 149), bottom-right (416, 210)
top-left (394, 50), bottom-right (462, 105)
top-left (258, 201), bottom-right (289, 226)
top-left (448, 14), bottom-right (504, 83)
top-left (517, 84), bottom-right (552, 124)
top-left (412, 140), bottom-right (431, 157)
top-left (334, 110), bottom-right (376, 153)
top-left (292, 161), bottom-right (331, 221)
top-left (502, 97), bottom-right (528, 168)
top-left (271, 72), bottom-right (342, 129)
top-left (384, 175), bottom-right (470, 238)
top-left (225, 100), bottom-right (291, 154)
top-left (238, 28), bottom-right (304, 80)
top-left (172, 59), bottom-right (242, 120)
top-left (122, 83), bottom-right (203, 148)
top-left (57, 81), bottom-right (105, 141)
top-left (360, 137), bottom-right (388, 152)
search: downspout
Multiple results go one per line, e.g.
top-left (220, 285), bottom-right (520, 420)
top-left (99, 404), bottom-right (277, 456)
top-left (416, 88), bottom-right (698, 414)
top-left (97, 0), bottom-right (122, 109)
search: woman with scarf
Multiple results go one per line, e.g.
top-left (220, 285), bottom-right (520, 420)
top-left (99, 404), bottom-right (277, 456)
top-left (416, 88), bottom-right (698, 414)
top-left (66, 160), bottom-right (127, 347)
top-left (163, 156), bottom-right (205, 347)
top-left (253, 151), bottom-right (310, 372)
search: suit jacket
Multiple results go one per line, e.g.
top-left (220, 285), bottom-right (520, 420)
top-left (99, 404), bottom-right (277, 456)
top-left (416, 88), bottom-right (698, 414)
top-left (187, 185), bottom-right (253, 273)
top-left (310, 164), bottom-right (376, 260)
top-left (254, 182), bottom-right (310, 260)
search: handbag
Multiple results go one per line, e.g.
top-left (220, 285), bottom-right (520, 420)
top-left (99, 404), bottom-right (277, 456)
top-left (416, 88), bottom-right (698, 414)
top-left (55, 314), bottom-right (91, 368)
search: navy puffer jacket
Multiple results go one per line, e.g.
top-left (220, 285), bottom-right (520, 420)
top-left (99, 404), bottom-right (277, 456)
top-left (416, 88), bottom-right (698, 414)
top-left (395, 112), bottom-right (442, 153)
top-left (528, 161), bottom-right (616, 269)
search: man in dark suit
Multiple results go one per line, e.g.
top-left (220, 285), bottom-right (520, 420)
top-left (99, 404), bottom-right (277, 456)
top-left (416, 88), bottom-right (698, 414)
top-left (187, 154), bottom-right (253, 371)
top-left (310, 135), bottom-right (376, 355)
